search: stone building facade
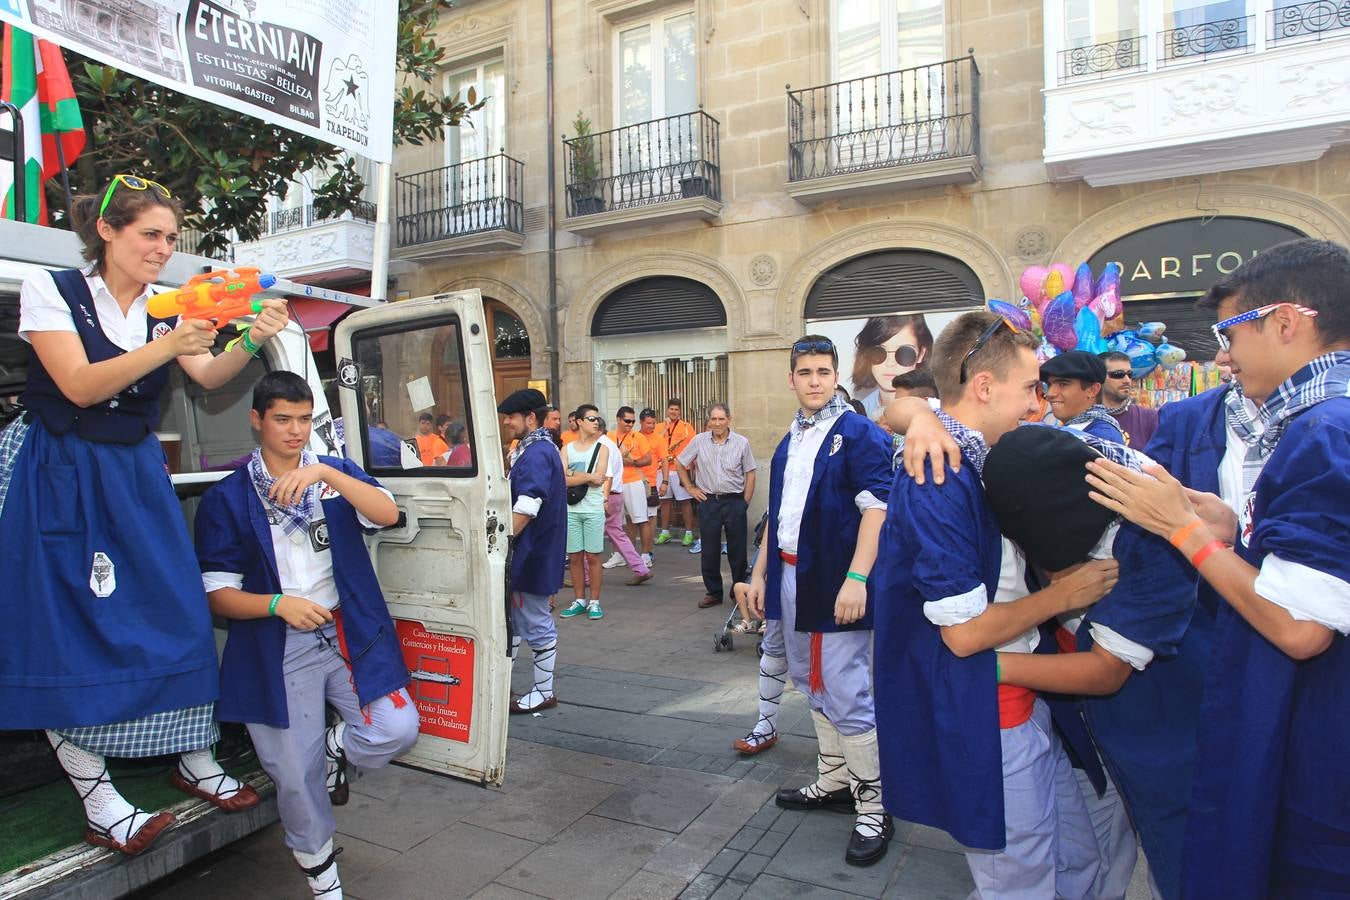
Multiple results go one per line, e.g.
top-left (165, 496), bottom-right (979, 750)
top-left (387, 0), bottom-right (1350, 469)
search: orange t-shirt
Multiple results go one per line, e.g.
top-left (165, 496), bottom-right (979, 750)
top-left (416, 433), bottom-right (449, 466)
top-left (609, 429), bottom-right (652, 484)
top-left (561, 429), bottom-right (580, 446)
top-left (657, 419), bottom-right (696, 463)
top-left (640, 429), bottom-right (665, 484)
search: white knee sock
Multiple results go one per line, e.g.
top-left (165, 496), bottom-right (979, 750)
top-left (806, 710), bottom-right (850, 796)
top-left (749, 654), bottom-right (787, 739)
top-left (519, 641), bottom-right (556, 708)
top-left (839, 728), bottom-right (887, 839)
top-left (510, 634), bottom-right (521, 661)
top-left (47, 731), bottom-right (153, 846)
top-left (294, 840), bottom-right (343, 898)
top-left (178, 749), bottom-right (244, 800)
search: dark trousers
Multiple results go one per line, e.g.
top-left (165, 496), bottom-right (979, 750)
top-left (699, 496), bottom-right (748, 601)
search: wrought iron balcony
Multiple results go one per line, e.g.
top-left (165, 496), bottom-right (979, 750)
top-left (1058, 36), bottom-right (1147, 84)
top-left (1269, 0), bottom-right (1350, 46)
top-left (786, 55), bottom-right (980, 198)
top-left (395, 154), bottom-right (524, 250)
top-left (1159, 16), bottom-right (1254, 65)
top-left (562, 109), bottom-right (720, 222)
top-left (265, 201), bottom-right (376, 236)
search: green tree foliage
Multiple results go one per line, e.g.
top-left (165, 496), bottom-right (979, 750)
top-left (59, 0), bottom-right (484, 257)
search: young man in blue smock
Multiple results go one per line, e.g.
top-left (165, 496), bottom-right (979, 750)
top-left (872, 312), bottom-right (1118, 898)
top-left (499, 388), bottom-right (567, 714)
top-left (745, 335), bottom-right (895, 866)
top-left (195, 372), bottom-right (418, 898)
top-left (1042, 350), bottom-right (1126, 443)
top-left (1086, 238), bottom-right (1350, 900)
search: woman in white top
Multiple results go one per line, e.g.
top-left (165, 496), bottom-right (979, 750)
top-left (559, 404), bottom-right (610, 620)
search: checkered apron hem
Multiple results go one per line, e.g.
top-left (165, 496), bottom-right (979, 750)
top-left (0, 417), bottom-right (30, 515)
top-left (52, 703), bottom-right (220, 758)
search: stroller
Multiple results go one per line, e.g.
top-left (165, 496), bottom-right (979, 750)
top-left (712, 511), bottom-right (768, 655)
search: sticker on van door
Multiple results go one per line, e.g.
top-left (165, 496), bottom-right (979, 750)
top-left (396, 619), bottom-right (476, 743)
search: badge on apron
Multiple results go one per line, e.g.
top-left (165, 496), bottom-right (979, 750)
top-left (309, 519), bottom-right (331, 553)
top-left (90, 552), bottom-right (117, 598)
top-left (830, 434), bottom-right (843, 456)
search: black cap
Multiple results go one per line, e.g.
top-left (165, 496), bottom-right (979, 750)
top-left (1040, 350), bottom-right (1108, 385)
top-left (983, 425), bottom-right (1116, 572)
top-left (497, 388), bottom-right (548, 415)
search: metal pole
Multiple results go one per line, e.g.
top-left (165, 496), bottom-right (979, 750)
top-left (369, 160), bottom-right (392, 301)
top-left (0, 100), bottom-right (26, 220)
top-left (545, 0), bottom-right (560, 400)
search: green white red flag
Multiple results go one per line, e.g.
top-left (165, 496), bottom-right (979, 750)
top-left (1, 24), bottom-right (85, 223)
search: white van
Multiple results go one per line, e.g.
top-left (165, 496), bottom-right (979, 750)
top-left (0, 217), bottom-right (512, 897)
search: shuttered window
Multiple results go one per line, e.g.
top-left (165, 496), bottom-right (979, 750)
top-left (591, 277), bottom-right (726, 336)
top-left (805, 250), bottom-right (983, 319)
top-left (1123, 296), bottom-right (1218, 356)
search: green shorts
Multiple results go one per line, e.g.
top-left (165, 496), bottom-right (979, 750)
top-left (567, 507), bottom-right (606, 554)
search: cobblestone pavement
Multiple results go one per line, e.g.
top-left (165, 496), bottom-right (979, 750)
top-left (135, 542), bottom-right (1150, 899)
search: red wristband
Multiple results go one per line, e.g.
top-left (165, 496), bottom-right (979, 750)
top-left (1190, 540), bottom-right (1225, 569)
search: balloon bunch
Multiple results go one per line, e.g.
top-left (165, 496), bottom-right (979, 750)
top-left (987, 263), bottom-right (1188, 379)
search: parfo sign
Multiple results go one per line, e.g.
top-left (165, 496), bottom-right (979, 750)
top-left (1, 0), bottom-right (396, 162)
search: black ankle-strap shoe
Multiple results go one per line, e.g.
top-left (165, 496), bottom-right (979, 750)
top-left (774, 785), bottom-right (856, 813)
top-left (844, 813), bottom-right (894, 866)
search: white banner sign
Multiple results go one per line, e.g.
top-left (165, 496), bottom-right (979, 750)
top-left (0, 0), bottom-right (397, 162)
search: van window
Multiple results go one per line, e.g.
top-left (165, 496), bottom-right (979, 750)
top-left (159, 331), bottom-right (267, 474)
top-left (352, 315), bottom-right (477, 476)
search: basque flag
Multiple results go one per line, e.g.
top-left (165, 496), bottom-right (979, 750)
top-left (1, 24), bottom-right (85, 223)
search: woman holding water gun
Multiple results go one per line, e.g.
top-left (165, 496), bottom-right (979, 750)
top-left (0, 174), bottom-right (289, 855)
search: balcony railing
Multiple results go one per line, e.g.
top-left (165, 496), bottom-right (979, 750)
top-left (395, 154), bottom-right (524, 247)
top-left (264, 201), bottom-right (376, 236)
top-left (1059, 36), bottom-right (1147, 84)
top-left (787, 55), bottom-right (979, 182)
top-left (1160, 15), bottom-right (1254, 65)
top-left (1269, 0), bottom-right (1350, 46)
top-left (562, 110), bottom-right (720, 217)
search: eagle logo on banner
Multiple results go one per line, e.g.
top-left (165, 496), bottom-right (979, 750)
top-left (323, 54), bottom-right (369, 130)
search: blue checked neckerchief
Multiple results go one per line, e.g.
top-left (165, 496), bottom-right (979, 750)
top-left (1064, 404), bottom-right (1123, 436)
top-left (249, 446), bottom-right (320, 537)
top-left (794, 394), bottom-right (851, 433)
top-left (1258, 350), bottom-right (1350, 457)
top-left (1222, 381), bottom-right (1265, 495)
top-left (509, 427), bottom-right (553, 468)
top-left (1061, 427), bottom-right (1147, 472)
top-left (936, 410), bottom-right (991, 476)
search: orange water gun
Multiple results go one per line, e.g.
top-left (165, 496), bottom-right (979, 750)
top-left (146, 267), bottom-right (279, 327)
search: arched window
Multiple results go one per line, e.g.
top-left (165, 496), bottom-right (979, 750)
top-left (591, 276), bottom-right (726, 336)
top-left (805, 249), bottom-right (983, 319)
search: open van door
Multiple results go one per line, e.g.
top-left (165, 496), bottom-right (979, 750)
top-left (333, 291), bottom-right (511, 786)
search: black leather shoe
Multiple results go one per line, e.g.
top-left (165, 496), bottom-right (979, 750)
top-left (844, 814), bottom-right (894, 867)
top-left (775, 785), bottom-right (856, 813)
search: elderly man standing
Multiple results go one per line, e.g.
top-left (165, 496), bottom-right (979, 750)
top-left (676, 403), bottom-right (757, 610)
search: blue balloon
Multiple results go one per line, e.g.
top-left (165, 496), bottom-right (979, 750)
top-left (1074, 306), bottom-right (1106, 354)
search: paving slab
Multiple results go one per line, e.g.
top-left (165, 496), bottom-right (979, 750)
top-left (334, 774), bottom-right (495, 853)
top-left (761, 807), bottom-right (904, 897)
top-left (496, 815), bottom-right (673, 900)
top-left (609, 869), bottom-right (689, 900)
top-left (462, 769), bottom-right (620, 843)
top-left (592, 766), bottom-right (736, 833)
top-left (883, 845), bottom-right (974, 899)
top-left (345, 822), bottom-right (538, 900)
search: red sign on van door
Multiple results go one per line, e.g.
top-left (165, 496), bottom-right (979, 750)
top-left (395, 620), bottom-right (475, 743)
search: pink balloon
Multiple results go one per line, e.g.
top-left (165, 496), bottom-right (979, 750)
top-left (1019, 266), bottom-right (1048, 304)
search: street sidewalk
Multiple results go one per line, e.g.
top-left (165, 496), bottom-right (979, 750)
top-left (134, 540), bottom-right (1148, 899)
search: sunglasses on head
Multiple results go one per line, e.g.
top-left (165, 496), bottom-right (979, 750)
top-left (959, 317), bottom-right (1021, 385)
top-left (1106, 369), bottom-right (1131, 379)
top-left (1211, 302), bottom-right (1319, 352)
top-left (862, 344), bottom-right (920, 368)
top-left (792, 338), bottom-right (835, 356)
top-left (99, 174), bottom-right (172, 218)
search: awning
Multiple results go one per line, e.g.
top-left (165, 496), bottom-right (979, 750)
top-left (288, 297), bottom-right (352, 352)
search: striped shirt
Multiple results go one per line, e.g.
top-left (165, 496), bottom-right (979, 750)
top-left (677, 430), bottom-right (757, 495)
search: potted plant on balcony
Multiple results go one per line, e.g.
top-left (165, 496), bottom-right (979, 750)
top-left (568, 111), bottom-right (605, 216)
top-left (679, 167), bottom-right (709, 199)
